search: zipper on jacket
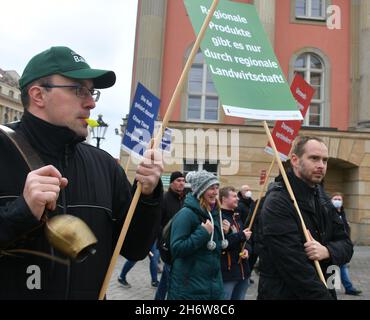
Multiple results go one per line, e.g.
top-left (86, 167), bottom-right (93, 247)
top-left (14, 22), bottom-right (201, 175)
top-left (58, 154), bottom-right (71, 299)
top-left (64, 144), bottom-right (69, 169)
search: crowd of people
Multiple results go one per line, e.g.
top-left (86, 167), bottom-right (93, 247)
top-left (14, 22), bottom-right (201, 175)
top-left (120, 136), bottom-right (360, 300)
top-left (0, 46), bottom-right (361, 300)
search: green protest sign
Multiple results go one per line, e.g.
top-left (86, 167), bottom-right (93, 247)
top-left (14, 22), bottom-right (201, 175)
top-left (184, 0), bottom-right (302, 120)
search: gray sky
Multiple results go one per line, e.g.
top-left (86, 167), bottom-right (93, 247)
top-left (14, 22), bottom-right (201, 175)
top-left (0, 0), bottom-right (138, 158)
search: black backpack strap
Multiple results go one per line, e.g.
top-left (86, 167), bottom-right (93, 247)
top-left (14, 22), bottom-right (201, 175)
top-left (0, 124), bottom-right (45, 170)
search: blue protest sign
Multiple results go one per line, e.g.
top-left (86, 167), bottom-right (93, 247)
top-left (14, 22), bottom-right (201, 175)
top-left (121, 83), bottom-right (160, 157)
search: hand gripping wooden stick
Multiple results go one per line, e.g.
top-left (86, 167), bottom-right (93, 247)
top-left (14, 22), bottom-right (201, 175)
top-left (98, 0), bottom-right (220, 300)
top-left (262, 121), bottom-right (327, 287)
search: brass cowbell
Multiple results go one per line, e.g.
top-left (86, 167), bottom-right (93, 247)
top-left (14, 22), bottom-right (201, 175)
top-left (45, 214), bottom-right (98, 263)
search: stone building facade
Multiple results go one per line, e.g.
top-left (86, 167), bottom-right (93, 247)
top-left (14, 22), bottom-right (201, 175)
top-left (0, 69), bottom-right (23, 124)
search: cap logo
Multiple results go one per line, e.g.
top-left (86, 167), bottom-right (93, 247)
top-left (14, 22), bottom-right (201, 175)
top-left (70, 51), bottom-right (86, 63)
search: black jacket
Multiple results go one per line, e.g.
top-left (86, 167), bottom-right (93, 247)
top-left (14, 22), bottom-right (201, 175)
top-left (161, 188), bottom-right (185, 229)
top-left (237, 192), bottom-right (255, 225)
top-left (221, 208), bottom-right (251, 282)
top-left (336, 207), bottom-right (351, 237)
top-left (257, 169), bottom-right (353, 300)
top-left (0, 111), bottom-right (162, 299)
top-left (157, 188), bottom-right (185, 246)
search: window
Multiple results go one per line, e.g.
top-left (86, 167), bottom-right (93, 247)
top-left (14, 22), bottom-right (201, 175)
top-left (296, 0), bottom-right (326, 20)
top-left (294, 53), bottom-right (324, 127)
top-left (187, 50), bottom-right (219, 122)
top-left (183, 159), bottom-right (218, 177)
top-left (9, 90), bottom-right (14, 98)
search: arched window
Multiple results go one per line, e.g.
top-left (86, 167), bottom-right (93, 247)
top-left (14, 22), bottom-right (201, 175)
top-left (186, 50), bottom-right (219, 122)
top-left (9, 90), bottom-right (14, 98)
top-left (294, 52), bottom-right (325, 126)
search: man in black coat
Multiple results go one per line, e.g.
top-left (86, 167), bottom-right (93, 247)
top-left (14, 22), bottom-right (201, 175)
top-left (258, 136), bottom-right (353, 300)
top-left (155, 171), bottom-right (185, 300)
top-left (237, 185), bottom-right (255, 225)
top-left (0, 46), bottom-right (163, 299)
top-left (159, 172), bottom-right (186, 229)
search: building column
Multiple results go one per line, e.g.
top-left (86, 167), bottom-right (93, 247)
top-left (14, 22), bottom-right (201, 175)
top-left (356, 1), bottom-right (370, 128)
top-left (253, 0), bottom-right (276, 46)
top-left (349, 1), bottom-right (360, 129)
top-left (132, 0), bottom-right (167, 98)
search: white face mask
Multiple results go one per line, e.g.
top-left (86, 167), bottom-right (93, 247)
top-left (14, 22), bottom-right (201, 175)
top-left (332, 199), bottom-right (342, 209)
top-left (245, 191), bottom-right (252, 198)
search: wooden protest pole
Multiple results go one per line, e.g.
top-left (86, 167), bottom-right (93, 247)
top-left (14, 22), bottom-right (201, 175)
top-left (124, 154), bottom-right (131, 174)
top-left (262, 121), bottom-right (327, 287)
top-left (238, 157), bottom-right (275, 263)
top-left (98, 0), bottom-right (220, 300)
top-left (247, 158), bottom-right (275, 230)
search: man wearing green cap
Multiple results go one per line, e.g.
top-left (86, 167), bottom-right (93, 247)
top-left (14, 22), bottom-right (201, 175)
top-left (0, 46), bottom-right (163, 299)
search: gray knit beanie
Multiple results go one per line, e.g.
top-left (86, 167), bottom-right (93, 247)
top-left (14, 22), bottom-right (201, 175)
top-left (186, 170), bottom-right (219, 199)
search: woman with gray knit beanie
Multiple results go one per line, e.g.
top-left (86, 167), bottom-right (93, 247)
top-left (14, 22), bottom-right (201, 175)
top-left (167, 170), bottom-right (227, 300)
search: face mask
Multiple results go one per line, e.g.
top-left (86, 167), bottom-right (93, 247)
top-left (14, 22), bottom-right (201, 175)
top-left (245, 191), bottom-right (252, 198)
top-left (332, 199), bottom-right (342, 209)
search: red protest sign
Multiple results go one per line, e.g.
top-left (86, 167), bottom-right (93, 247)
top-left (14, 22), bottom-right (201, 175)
top-left (260, 169), bottom-right (267, 185)
top-left (265, 74), bottom-right (315, 161)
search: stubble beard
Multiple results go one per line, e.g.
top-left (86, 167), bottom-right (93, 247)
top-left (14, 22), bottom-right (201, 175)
top-left (298, 160), bottom-right (323, 187)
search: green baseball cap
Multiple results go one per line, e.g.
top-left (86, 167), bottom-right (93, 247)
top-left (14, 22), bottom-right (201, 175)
top-left (19, 46), bottom-right (116, 89)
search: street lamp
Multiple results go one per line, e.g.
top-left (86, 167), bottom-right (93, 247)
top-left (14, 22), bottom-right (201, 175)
top-left (90, 114), bottom-right (108, 149)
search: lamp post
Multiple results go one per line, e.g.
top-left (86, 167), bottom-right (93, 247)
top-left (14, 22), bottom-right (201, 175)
top-left (90, 114), bottom-right (108, 149)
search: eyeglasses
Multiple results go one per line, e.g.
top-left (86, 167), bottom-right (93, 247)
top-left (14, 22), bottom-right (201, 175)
top-left (40, 84), bottom-right (101, 102)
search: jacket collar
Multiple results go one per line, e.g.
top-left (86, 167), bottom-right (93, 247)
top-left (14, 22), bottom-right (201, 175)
top-left (287, 169), bottom-right (317, 201)
top-left (221, 208), bottom-right (235, 217)
top-left (19, 110), bottom-right (84, 159)
top-left (237, 191), bottom-right (253, 205)
top-left (168, 187), bottom-right (185, 200)
top-left (274, 168), bottom-right (317, 200)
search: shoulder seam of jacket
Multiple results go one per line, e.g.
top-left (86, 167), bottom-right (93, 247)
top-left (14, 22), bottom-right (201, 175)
top-left (57, 204), bottom-right (113, 213)
top-left (0, 195), bottom-right (19, 199)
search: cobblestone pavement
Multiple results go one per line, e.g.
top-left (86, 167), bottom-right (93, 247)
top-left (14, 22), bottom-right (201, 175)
top-left (107, 246), bottom-right (370, 300)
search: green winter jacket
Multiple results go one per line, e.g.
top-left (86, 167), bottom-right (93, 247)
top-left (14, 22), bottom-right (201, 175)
top-left (167, 193), bottom-right (224, 300)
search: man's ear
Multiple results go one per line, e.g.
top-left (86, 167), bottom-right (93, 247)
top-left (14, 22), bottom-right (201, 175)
top-left (28, 86), bottom-right (46, 109)
top-left (290, 153), bottom-right (299, 169)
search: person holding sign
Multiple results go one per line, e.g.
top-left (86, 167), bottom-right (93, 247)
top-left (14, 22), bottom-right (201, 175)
top-left (257, 136), bottom-right (353, 300)
top-left (0, 46), bottom-right (163, 299)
